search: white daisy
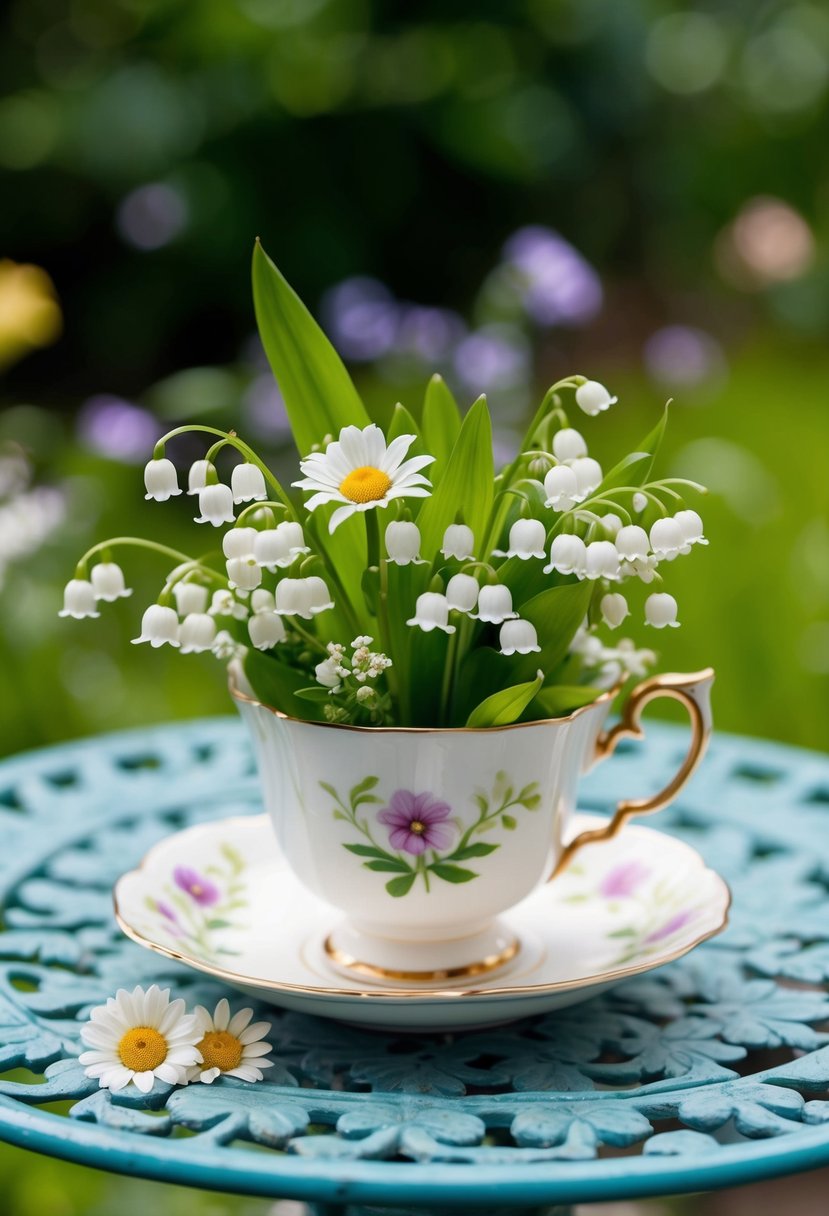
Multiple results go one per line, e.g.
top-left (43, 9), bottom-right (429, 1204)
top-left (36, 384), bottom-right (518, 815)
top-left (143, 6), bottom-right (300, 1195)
top-left (185, 998), bottom-right (274, 1084)
top-left (293, 424), bottom-right (435, 534)
top-left (78, 985), bottom-right (201, 1094)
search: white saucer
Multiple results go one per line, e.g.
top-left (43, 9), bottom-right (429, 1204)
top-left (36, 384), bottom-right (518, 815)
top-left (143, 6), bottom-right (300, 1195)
top-left (114, 813), bottom-right (730, 1031)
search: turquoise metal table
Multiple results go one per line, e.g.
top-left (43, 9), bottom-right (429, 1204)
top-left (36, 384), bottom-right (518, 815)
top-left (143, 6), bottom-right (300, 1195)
top-left (2, 719), bottom-right (829, 1215)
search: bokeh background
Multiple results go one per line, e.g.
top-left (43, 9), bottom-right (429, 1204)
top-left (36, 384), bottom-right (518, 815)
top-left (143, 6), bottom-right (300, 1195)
top-left (1, 0), bottom-right (828, 1213)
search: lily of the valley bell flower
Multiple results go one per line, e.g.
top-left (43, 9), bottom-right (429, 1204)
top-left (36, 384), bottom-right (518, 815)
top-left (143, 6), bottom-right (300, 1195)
top-left (407, 592), bottom-right (456, 634)
top-left (250, 588), bottom-right (275, 613)
top-left (675, 508), bottom-right (707, 547)
top-left (650, 517), bottom-right (686, 561)
top-left (195, 483), bottom-right (235, 528)
top-left (585, 540), bottom-right (621, 582)
top-left (385, 521), bottom-right (425, 566)
top-left (59, 578), bottom-right (100, 619)
top-left (144, 457), bottom-right (181, 502)
top-left (645, 592), bottom-right (680, 629)
top-left (441, 523), bottom-right (475, 561)
top-left (543, 464), bottom-right (581, 511)
top-left (222, 528), bottom-right (257, 559)
top-left (275, 577), bottom-right (333, 619)
top-left (498, 619), bottom-right (541, 655)
top-left (570, 456), bottom-right (603, 497)
top-left (226, 556), bottom-right (262, 592)
top-left (173, 581), bottom-right (209, 616)
top-left (445, 572), bottom-right (479, 613)
top-left (615, 525), bottom-right (651, 562)
top-left (90, 561), bottom-right (132, 601)
top-left (187, 459), bottom-right (212, 496)
top-left (575, 380), bottom-right (617, 417)
top-left (132, 604), bottom-right (180, 648)
top-left (600, 592), bottom-right (629, 629)
top-left (315, 656), bottom-right (343, 689)
top-left (543, 533), bottom-right (587, 576)
top-left (474, 584), bottom-right (518, 624)
top-left (178, 613), bottom-right (217, 654)
top-left (248, 612), bottom-right (286, 650)
top-left (253, 529), bottom-right (292, 571)
top-left (494, 518), bottom-right (547, 560)
top-left (552, 428), bottom-right (587, 462)
top-left (208, 589), bottom-right (248, 620)
top-left (231, 462), bottom-right (268, 505)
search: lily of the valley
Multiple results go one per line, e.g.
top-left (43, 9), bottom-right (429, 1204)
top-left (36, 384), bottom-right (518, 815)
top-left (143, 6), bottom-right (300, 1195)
top-left (474, 584), bottom-right (518, 624)
top-left (222, 528), bottom-right (257, 559)
top-left (650, 517), bottom-right (686, 561)
top-left (675, 508), bottom-right (707, 547)
top-left (315, 656), bottom-right (343, 688)
top-left (407, 592), bottom-right (456, 634)
top-left (248, 612), bottom-right (286, 651)
top-left (445, 572), bottom-right (479, 613)
top-left (178, 613), bottom-right (217, 654)
top-left (645, 592), bottom-right (680, 629)
top-left (173, 581), bottom-right (208, 616)
top-left (187, 459), bottom-right (212, 496)
top-left (615, 525), bottom-right (650, 562)
top-left (294, 424), bottom-right (434, 533)
top-left (274, 576), bottom-right (334, 619)
top-left (600, 592), bottom-right (629, 629)
top-left (59, 578), bottom-right (100, 619)
top-left (499, 619), bottom-right (541, 655)
top-left (494, 518), bottom-right (547, 560)
top-left (90, 561), bottom-right (132, 602)
top-left (575, 380), bottom-right (617, 417)
top-left (195, 483), bottom-right (235, 528)
top-left (144, 457), bottom-right (181, 502)
top-left (385, 520), bottom-right (425, 566)
top-left (441, 523), bottom-right (475, 561)
top-left (585, 540), bottom-right (621, 581)
top-left (208, 589), bottom-right (248, 620)
top-left (132, 604), bottom-right (180, 648)
top-left (226, 556), bottom-right (262, 593)
top-left (230, 462), bottom-right (267, 505)
top-left (552, 427), bottom-right (587, 462)
top-left (543, 464), bottom-right (582, 511)
top-left (543, 533), bottom-right (587, 576)
top-left (570, 456), bottom-right (603, 497)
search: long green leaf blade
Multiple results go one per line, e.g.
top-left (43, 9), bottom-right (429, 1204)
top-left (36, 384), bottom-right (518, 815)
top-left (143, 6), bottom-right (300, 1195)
top-left (416, 395), bottom-right (494, 558)
top-left (465, 669), bottom-right (544, 728)
top-left (421, 374), bottom-right (462, 482)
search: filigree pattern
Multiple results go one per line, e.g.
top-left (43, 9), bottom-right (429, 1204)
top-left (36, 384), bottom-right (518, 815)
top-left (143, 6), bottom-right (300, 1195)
top-left (1, 719), bottom-right (829, 1208)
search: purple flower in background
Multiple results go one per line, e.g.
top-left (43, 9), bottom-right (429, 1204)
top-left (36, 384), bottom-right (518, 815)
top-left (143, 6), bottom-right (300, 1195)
top-left (77, 395), bottom-right (160, 464)
top-left (174, 866), bottom-right (220, 906)
top-left (503, 226), bottom-right (603, 326)
top-left (644, 908), bottom-right (696, 944)
top-left (599, 859), bottom-right (651, 899)
top-left (378, 791), bottom-right (456, 856)
top-left (321, 277), bottom-right (399, 361)
top-left (644, 325), bottom-right (726, 390)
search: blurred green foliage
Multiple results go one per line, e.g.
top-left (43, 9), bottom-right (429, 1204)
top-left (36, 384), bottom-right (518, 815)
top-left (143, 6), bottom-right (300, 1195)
top-left (1, 0), bottom-right (828, 1210)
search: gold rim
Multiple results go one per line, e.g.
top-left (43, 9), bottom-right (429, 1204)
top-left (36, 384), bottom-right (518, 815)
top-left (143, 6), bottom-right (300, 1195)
top-left (322, 934), bottom-right (520, 982)
top-left (113, 814), bottom-right (732, 1003)
top-left (228, 661), bottom-right (624, 734)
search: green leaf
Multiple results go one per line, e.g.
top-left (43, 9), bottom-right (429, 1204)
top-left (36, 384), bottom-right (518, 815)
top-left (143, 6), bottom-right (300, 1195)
top-left (364, 859), bottom-right (413, 874)
top-left (294, 686), bottom-right (333, 703)
top-left (530, 684), bottom-right (605, 718)
top-left (350, 775), bottom-right (380, 797)
top-left (386, 874), bottom-right (417, 897)
top-left (502, 814), bottom-right (517, 830)
top-left (416, 395), bottom-right (494, 559)
top-left (343, 844), bottom-right (388, 859)
top-left (600, 405), bottom-right (668, 492)
top-left (242, 650), bottom-right (326, 721)
top-left (429, 863), bottom-right (478, 884)
top-left (465, 670), bottom-right (545, 728)
top-left (512, 581), bottom-right (594, 683)
top-left (252, 240), bottom-right (370, 452)
top-left (450, 842), bottom-right (499, 860)
top-left (205, 918), bottom-right (232, 930)
top-left (421, 374), bottom-right (461, 482)
top-left (387, 401), bottom-right (422, 446)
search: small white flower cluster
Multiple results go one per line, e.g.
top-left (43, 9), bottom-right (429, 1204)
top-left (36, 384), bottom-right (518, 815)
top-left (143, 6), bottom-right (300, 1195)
top-left (144, 456), bottom-right (268, 524)
top-left (0, 446), bottom-right (66, 592)
top-left (571, 626), bottom-right (657, 686)
top-left (78, 985), bottom-right (274, 1093)
top-left (315, 636), bottom-right (393, 693)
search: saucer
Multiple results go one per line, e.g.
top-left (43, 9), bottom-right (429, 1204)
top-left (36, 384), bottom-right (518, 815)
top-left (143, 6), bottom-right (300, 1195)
top-left (114, 814), bottom-right (730, 1031)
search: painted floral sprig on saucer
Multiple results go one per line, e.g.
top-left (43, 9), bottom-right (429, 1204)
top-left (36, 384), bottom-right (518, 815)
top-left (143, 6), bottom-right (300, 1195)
top-left (59, 242), bottom-right (708, 728)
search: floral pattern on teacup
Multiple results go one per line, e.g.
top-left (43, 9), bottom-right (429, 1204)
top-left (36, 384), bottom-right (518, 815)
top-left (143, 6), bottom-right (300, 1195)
top-left (321, 771), bottom-right (541, 897)
top-left (139, 842), bottom-right (248, 962)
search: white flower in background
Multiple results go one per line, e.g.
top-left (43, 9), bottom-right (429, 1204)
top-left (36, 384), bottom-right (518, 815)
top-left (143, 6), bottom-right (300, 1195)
top-left (600, 513), bottom-right (623, 539)
top-left (173, 581), bottom-right (209, 616)
top-left (195, 483), bottom-right (235, 528)
top-left (600, 638), bottom-right (657, 683)
top-left (570, 456), bottom-right (603, 497)
top-left (186, 999), bottom-right (273, 1085)
top-left (250, 588), bottom-right (275, 614)
top-left (675, 508), bottom-right (708, 547)
top-left (59, 578), bottom-right (100, 619)
top-left (407, 592), bottom-right (456, 634)
top-left (585, 540), bottom-right (621, 581)
top-left (248, 612), bottom-right (286, 651)
top-left (254, 529), bottom-right (293, 571)
top-left (385, 521), bottom-right (425, 566)
top-left (90, 561), bottom-right (132, 602)
top-left (615, 525), bottom-right (651, 562)
top-left (222, 528), bottom-right (257, 560)
top-left (178, 613), bottom-right (217, 654)
top-left (632, 492), bottom-right (648, 514)
top-left (226, 556), bottom-right (262, 593)
top-left (350, 638), bottom-right (393, 682)
top-left (575, 380), bottom-right (617, 417)
top-left (494, 518), bottom-right (547, 560)
top-left (441, 523), bottom-right (475, 560)
top-left (645, 592), bottom-right (680, 629)
top-left (543, 533), bottom-right (587, 576)
top-left (230, 462), bottom-right (267, 505)
top-left (650, 517), bottom-right (686, 561)
top-left (474, 584), bottom-right (518, 624)
top-left (315, 656), bottom-right (343, 689)
top-left (570, 624), bottom-right (604, 666)
top-left (131, 604), bottom-right (180, 648)
top-left (552, 428), bottom-right (587, 462)
top-left (280, 522), bottom-right (310, 555)
top-left (622, 556), bottom-right (658, 584)
top-left (187, 460), bottom-right (212, 496)
top-left (445, 572), bottom-right (479, 613)
top-left (79, 985), bottom-right (201, 1094)
top-left (543, 465), bottom-right (582, 511)
top-left (275, 577), bottom-right (333, 619)
top-left (498, 619), bottom-right (541, 655)
top-left (144, 458), bottom-right (180, 502)
top-left (294, 424), bottom-right (435, 533)
top-left (208, 589), bottom-right (248, 620)
top-left (212, 630), bottom-right (247, 661)
top-left (600, 592), bottom-right (629, 629)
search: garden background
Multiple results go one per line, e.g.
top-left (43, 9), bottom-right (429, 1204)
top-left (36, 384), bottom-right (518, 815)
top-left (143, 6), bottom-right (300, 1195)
top-left (1, 1), bottom-right (828, 1213)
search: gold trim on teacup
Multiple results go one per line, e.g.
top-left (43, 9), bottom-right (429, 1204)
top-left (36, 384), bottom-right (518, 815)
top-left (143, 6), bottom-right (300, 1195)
top-left (112, 813), bottom-right (732, 1003)
top-left (322, 934), bottom-right (520, 983)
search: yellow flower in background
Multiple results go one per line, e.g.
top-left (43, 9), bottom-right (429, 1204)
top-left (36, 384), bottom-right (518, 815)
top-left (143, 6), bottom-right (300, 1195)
top-left (0, 258), bottom-right (62, 370)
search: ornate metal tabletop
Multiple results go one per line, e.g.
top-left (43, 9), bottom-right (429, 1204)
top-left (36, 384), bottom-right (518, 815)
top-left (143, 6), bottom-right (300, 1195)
top-left (2, 719), bottom-right (829, 1214)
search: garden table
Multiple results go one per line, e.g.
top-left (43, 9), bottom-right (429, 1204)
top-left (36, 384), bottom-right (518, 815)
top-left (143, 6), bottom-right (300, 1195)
top-left (2, 718), bottom-right (829, 1215)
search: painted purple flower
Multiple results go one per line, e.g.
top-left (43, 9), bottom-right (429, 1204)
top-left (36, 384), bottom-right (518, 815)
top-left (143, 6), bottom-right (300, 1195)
top-left (156, 899), bottom-right (178, 924)
top-left (644, 908), bottom-right (697, 945)
top-left (377, 791), bottom-right (456, 856)
top-left (599, 860), bottom-right (651, 899)
top-left (173, 866), bottom-right (220, 906)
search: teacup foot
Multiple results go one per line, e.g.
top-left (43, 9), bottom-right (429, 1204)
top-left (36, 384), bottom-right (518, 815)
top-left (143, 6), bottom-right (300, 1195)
top-left (322, 919), bottom-right (520, 985)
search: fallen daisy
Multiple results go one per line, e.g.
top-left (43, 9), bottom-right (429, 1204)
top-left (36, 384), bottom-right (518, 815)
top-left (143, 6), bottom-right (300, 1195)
top-left (186, 998), bottom-right (274, 1084)
top-left (78, 984), bottom-right (201, 1094)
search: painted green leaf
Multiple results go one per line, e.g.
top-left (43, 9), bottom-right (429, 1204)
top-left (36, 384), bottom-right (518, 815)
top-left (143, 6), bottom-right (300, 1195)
top-left (386, 874), bottom-right (417, 897)
top-left (205, 918), bottom-right (232, 930)
top-left (429, 863), bottom-right (478, 884)
top-left (600, 405), bottom-right (668, 492)
top-left (451, 842), bottom-right (499, 860)
top-left (351, 775), bottom-right (380, 796)
top-left (502, 814), bottom-right (517, 830)
top-left (343, 844), bottom-right (388, 859)
top-left (364, 859), bottom-right (412, 874)
top-left (421, 374), bottom-right (462, 482)
top-left (415, 395), bottom-right (494, 559)
top-left (252, 240), bottom-right (370, 453)
top-left (512, 581), bottom-right (594, 683)
top-left (465, 670), bottom-right (545, 728)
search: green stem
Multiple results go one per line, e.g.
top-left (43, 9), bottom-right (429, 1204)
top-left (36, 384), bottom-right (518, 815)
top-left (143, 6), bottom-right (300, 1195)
top-left (288, 619), bottom-right (328, 655)
top-left (155, 424), bottom-right (295, 514)
top-left (439, 628), bottom-right (459, 727)
top-left (75, 537), bottom-right (219, 580)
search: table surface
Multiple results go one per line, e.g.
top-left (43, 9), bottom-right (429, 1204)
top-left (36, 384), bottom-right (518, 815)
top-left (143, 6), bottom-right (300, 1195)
top-left (1, 718), bottom-right (829, 1213)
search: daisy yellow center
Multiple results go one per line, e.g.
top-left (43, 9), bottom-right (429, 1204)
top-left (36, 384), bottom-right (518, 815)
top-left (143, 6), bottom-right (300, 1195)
top-left (118, 1026), bottom-right (167, 1071)
top-left (198, 1030), bottom-right (243, 1072)
top-left (339, 466), bottom-right (392, 504)
top-left (409, 820), bottom-right (426, 835)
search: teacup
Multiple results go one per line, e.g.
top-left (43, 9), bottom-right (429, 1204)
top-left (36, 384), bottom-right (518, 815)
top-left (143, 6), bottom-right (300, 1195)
top-left (230, 664), bottom-right (714, 982)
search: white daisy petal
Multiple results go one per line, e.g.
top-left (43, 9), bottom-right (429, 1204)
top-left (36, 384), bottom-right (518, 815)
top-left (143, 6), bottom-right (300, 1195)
top-left (102, 1065), bottom-right (133, 1092)
top-left (155, 1062), bottom-right (183, 1085)
top-left (227, 1008), bottom-right (255, 1037)
top-left (132, 1070), bottom-right (156, 1094)
top-left (228, 1065), bottom-right (264, 1082)
top-left (79, 1049), bottom-right (118, 1066)
top-left (213, 998), bottom-right (231, 1031)
top-left (328, 504), bottom-right (358, 533)
top-left (380, 433), bottom-right (416, 473)
top-left (242, 1041), bottom-right (274, 1058)
top-left (238, 1022), bottom-right (273, 1045)
top-left (200, 1067), bottom-right (221, 1084)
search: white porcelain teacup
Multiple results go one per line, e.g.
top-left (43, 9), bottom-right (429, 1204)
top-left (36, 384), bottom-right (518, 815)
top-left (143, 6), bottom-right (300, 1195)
top-left (230, 664), bottom-right (714, 982)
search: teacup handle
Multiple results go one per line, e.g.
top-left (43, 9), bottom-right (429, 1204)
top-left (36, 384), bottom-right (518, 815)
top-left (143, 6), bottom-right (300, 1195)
top-left (551, 668), bottom-right (715, 878)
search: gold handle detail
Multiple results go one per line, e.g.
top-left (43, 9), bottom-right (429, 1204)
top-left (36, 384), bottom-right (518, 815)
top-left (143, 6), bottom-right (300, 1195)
top-left (552, 668), bottom-right (715, 879)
